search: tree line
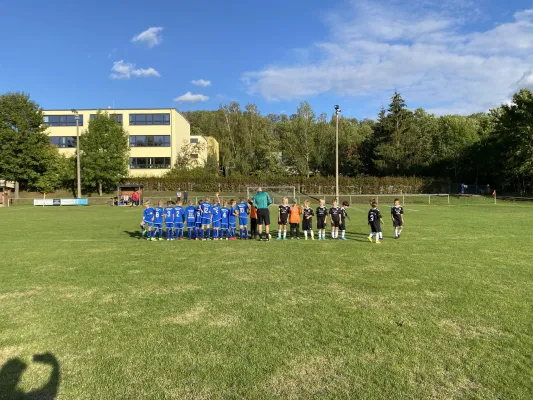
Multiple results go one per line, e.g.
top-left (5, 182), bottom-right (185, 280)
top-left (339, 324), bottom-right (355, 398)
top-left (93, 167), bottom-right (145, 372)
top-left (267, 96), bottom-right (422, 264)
top-left (1, 89), bottom-right (533, 195)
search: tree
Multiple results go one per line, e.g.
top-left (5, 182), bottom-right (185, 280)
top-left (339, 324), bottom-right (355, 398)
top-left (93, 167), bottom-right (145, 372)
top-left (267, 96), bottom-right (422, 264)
top-left (174, 140), bottom-right (208, 170)
top-left (284, 102), bottom-right (316, 177)
top-left (0, 92), bottom-right (58, 188)
top-left (79, 111), bottom-right (129, 196)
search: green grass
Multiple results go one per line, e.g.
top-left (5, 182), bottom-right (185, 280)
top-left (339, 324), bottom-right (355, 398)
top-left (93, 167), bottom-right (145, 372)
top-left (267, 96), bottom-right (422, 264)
top-left (1, 203), bottom-right (533, 399)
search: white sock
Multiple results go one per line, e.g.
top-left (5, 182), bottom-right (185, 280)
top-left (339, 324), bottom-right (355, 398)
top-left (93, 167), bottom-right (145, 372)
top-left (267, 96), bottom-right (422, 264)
top-left (369, 232), bottom-right (374, 238)
top-left (304, 231), bottom-right (308, 239)
top-left (278, 231), bottom-right (281, 238)
top-left (379, 232), bottom-right (383, 240)
top-left (310, 230), bottom-right (314, 238)
top-left (335, 230), bottom-right (338, 239)
top-left (341, 230), bottom-right (345, 238)
top-left (398, 229), bottom-right (402, 236)
top-left (283, 229), bottom-right (287, 238)
top-left (394, 228), bottom-right (398, 237)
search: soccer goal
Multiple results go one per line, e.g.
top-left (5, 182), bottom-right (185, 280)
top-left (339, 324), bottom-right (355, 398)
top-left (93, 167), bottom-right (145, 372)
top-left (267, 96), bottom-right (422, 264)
top-left (300, 193), bottom-right (450, 206)
top-left (246, 186), bottom-right (296, 205)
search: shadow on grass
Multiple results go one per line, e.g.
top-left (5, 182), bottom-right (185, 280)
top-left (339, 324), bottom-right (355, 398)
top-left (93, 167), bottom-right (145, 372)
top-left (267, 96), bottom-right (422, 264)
top-left (124, 230), bottom-right (143, 239)
top-left (0, 352), bottom-right (59, 399)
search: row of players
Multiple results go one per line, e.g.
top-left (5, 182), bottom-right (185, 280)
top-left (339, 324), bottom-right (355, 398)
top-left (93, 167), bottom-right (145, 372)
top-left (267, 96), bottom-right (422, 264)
top-left (140, 195), bottom-right (405, 243)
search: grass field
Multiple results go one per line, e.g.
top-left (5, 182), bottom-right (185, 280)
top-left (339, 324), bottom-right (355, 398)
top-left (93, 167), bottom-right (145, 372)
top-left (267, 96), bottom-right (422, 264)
top-left (1, 202), bottom-right (533, 399)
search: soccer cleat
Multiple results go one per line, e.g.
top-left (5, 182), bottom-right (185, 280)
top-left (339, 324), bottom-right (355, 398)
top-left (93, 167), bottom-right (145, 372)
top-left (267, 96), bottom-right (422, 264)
top-left (341, 237), bottom-right (348, 240)
top-left (368, 237), bottom-right (373, 242)
top-left (276, 237), bottom-right (282, 240)
top-left (376, 241), bottom-right (382, 244)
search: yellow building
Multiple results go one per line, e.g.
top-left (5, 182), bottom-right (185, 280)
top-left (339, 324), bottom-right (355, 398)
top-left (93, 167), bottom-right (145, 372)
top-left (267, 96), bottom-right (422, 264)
top-left (43, 108), bottom-right (219, 177)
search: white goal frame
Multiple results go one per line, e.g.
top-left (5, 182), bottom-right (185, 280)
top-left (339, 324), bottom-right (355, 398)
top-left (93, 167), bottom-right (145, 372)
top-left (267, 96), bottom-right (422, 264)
top-left (246, 186), bottom-right (296, 204)
top-left (304, 193), bottom-right (450, 205)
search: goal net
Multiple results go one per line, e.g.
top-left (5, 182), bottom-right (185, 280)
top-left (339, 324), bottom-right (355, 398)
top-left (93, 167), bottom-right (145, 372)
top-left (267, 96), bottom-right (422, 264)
top-left (246, 186), bottom-right (296, 205)
top-left (299, 194), bottom-right (450, 206)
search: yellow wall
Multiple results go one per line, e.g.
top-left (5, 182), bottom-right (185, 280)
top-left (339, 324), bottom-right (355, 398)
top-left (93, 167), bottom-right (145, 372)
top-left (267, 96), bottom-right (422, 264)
top-left (43, 108), bottom-right (218, 177)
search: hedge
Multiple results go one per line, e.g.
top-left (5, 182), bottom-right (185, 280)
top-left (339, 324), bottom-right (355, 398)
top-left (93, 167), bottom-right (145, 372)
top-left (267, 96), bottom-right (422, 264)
top-left (124, 174), bottom-right (450, 195)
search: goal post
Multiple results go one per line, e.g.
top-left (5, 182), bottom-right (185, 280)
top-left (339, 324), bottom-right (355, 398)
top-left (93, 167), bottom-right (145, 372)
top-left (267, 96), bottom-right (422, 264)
top-left (246, 186), bottom-right (296, 205)
top-left (298, 194), bottom-right (450, 206)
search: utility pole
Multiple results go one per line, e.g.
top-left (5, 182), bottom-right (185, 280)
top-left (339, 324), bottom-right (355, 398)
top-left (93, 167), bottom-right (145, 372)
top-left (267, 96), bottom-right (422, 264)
top-left (72, 110), bottom-right (82, 199)
top-left (334, 105), bottom-right (341, 202)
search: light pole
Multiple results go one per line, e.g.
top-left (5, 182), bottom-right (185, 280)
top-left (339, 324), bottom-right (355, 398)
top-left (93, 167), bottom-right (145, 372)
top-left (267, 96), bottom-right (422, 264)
top-left (334, 105), bottom-right (341, 202)
top-left (72, 109), bottom-right (82, 199)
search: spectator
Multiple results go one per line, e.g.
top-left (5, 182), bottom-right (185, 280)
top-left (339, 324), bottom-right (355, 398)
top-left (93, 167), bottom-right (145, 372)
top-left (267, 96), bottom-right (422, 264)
top-left (176, 189), bottom-right (182, 203)
top-left (184, 190), bottom-right (188, 202)
top-left (131, 190), bottom-right (140, 207)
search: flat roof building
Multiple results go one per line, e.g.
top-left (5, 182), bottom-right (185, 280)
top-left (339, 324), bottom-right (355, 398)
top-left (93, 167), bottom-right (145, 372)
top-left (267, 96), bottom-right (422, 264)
top-left (43, 108), bottom-right (219, 177)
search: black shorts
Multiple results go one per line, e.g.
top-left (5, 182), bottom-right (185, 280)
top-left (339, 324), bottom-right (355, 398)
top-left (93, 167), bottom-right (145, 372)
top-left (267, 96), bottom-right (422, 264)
top-left (340, 221), bottom-right (346, 231)
top-left (278, 216), bottom-right (288, 225)
top-left (331, 218), bottom-right (340, 228)
top-left (317, 219), bottom-right (326, 229)
top-left (302, 218), bottom-right (312, 231)
top-left (393, 219), bottom-right (403, 227)
top-left (370, 222), bottom-right (381, 233)
top-left (257, 208), bottom-right (270, 225)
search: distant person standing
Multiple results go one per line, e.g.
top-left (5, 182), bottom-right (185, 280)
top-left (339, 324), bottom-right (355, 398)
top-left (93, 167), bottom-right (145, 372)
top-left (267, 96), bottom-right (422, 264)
top-left (131, 190), bottom-right (139, 207)
top-left (253, 186), bottom-right (273, 241)
top-left (176, 189), bottom-right (182, 203)
top-left (184, 190), bottom-right (188, 202)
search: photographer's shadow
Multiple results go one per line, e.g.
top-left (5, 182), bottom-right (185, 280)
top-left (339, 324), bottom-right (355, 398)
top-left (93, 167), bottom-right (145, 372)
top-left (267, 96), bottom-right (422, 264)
top-left (0, 353), bottom-right (59, 400)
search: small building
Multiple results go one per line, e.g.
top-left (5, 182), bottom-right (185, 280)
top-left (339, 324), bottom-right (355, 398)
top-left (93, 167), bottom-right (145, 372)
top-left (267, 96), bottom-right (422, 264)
top-left (0, 180), bottom-right (15, 207)
top-left (42, 108), bottom-right (219, 177)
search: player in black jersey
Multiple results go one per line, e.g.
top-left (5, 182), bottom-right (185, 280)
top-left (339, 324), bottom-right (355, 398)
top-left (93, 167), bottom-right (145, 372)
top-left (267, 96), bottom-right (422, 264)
top-left (315, 199), bottom-right (328, 240)
top-left (391, 198), bottom-right (404, 239)
top-left (277, 197), bottom-right (290, 240)
top-left (340, 201), bottom-right (350, 240)
top-left (329, 199), bottom-right (341, 240)
top-left (368, 200), bottom-right (383, 244)
top-left (302, 200), bottom-right (314, 240)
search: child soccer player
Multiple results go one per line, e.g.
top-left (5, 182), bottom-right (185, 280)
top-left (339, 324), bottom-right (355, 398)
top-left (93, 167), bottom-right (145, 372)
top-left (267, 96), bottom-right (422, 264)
top-left (164, 201), bottom-right (176, 240)
top-left (289, 199), bottom-right (301, 239)
top-left (249, 200), bottom-right (258, 239)
top-left (185, 200), bottom-right (196, 240)
top-left (220, 200), bottom-right (230, 240)
top-left (140, 201), bottom-right (155, 239)
top-left (302, 200), bottom-right (314, 240)
top-left (368, 201), bottom-right (383, 244)
top-left (211, 194), bottom-right (222, 240)
top-left (174, 201), bottom-right (186, 240)
top-left (195, 200), bottom-right (203, 240)
top-left (391, 198), bottom-right (404, 239)
top-left (277, 197), bottom-right (290, 240)
top-left (340, 201), bottom-right (350, 240)
top-left (152, 201), bottom-right (164, 241)
top-left (236, 198), bottom-right (249, 239)
top-left (316, 200), bottom-right (328, 240)
top-left (329, 199), bottom-right (341, 239)
top-left (200, 198), bottom-right (212, 240)
top-left (229, 199), bottom-right (238, 240)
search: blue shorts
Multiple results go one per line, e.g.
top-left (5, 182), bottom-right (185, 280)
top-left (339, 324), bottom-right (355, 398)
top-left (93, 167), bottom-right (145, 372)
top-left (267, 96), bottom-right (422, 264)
top-left (165, 222), bottom-right (174, 228)
top-left (187, 220), bottom-right (195, 227)
top-left (143, 220), bottom-right (153, 228)
top-left (195, 222), bottom-right (202, 228)
top-left (174, 222), bottom-right (184, 229)
top-left (239, 217), bottom-right (248, 226)
top-left (212, 220), bottom-right (221, 228)
top-left (229, 221), bottom-right (236, 228)
top-left (201, 217), bottom-right (211, 226)
top-left (221, 222), bottom-right (229, 229)
top-left (153, 222), bottom-right (163, 229)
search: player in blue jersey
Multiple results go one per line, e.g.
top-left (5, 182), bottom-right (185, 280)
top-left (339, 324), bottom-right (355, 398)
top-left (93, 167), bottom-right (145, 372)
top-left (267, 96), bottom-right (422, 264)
top-left (184, 200), bottom-right (197, 240)
top-left (174, 200), bottom-right (186, 240)
top-left (228, 199), bottom-right (237, 240)
top-left (236, 198), bottom-right (249, 239)
top-left (164, 201), bottom-right (176, 240)
top-left (211, 194), bottom-right (222, 240)
top-left (152, 201), bottom-right (165, 241)
top-left (195, 200), bottom-right (203, 240)
top-left (140, 201), bottom-right (155, 239)
top-left (219, 200), bottom-right (230, 240)
top-left (200, 198), bottom-right (212, 240)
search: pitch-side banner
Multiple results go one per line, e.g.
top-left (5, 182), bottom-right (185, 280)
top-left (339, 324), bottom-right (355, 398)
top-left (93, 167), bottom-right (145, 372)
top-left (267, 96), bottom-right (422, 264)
top-left (34, 199), bottom-right (89, 206)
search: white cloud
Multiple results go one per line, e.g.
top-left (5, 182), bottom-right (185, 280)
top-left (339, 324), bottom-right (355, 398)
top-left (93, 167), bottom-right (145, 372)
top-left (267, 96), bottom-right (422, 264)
top-left (131, 27), bottom-right (164, 48)
top-left (109, 60), bottom-right (160, 79)
top-left (173, 91), bottom-right (209, 103)
top-left (243, 0), bottom-right (533, 115)
top-left (191, 79), bottom-right (212, 87)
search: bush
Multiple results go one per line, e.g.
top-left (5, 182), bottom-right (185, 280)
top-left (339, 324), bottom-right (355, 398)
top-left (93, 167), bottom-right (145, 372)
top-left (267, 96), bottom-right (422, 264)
top-left (124, 173), bottom-right (449, 195)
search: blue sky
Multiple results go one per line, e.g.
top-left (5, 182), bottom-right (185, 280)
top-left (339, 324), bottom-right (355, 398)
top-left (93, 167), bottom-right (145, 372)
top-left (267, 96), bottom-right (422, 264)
top-left (1, 0), bottom-right (533, 119)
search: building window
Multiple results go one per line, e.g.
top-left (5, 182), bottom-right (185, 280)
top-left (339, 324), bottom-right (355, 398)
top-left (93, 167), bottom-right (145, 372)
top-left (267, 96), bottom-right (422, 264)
top-left (129, 113), bottom-right (170, 125)
top-left (44, 115), bottom-right (84, 127)
top-left (50, 136), bottom-right (77, 148)
top-left (191, 154), bottom-right (199, 159)
top-left (129, 157), bottom-right (172, 169)
top-left (190, 138), bottom-right (199, 143)
top-left (129, 135), bottom-right (170, 147)
top-left (90, 113), bottom-right (123, 124)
